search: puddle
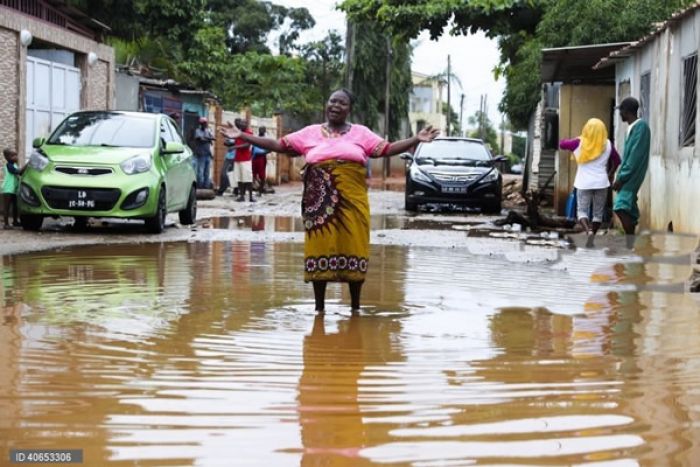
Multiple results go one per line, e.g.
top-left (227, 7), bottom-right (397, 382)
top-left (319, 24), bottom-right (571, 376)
top-left (0, 234), bottom-right (699, 465)
top-left (200, 215), bottom-right (480, 232)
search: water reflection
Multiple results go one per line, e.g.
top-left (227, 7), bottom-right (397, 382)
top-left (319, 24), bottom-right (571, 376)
top-left (201, 215), bottom-right (477, 232)
top-left (0, 234), bottom-right (699, 465)
top-left (299, 316), bottom-right (370, 465)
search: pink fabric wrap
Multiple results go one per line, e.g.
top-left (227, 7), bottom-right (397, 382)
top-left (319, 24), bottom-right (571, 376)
top-left (280, 124), bottom-right (388, 164)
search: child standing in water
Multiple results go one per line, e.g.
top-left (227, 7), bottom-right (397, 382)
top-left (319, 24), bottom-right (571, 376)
top-left (2, 148), bottom-right (22, 228)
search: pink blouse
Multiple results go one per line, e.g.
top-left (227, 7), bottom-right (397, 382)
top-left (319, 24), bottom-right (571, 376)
top-left (281, 124), bottom-right (389, 164)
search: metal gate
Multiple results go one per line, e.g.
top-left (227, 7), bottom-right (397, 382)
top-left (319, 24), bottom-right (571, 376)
top-left (25, 56), bottom-right (80, 156)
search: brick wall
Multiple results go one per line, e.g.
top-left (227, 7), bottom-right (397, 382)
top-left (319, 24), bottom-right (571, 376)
top-left (0, 28), bottom-right (18, 152)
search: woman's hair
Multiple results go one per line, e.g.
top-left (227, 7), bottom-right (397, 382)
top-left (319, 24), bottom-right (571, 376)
top-left (331, 88), bottom-right (356, 107)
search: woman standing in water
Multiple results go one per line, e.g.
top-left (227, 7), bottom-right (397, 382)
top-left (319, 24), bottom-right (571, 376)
top-left (220, 89), bottom-right (439, 314)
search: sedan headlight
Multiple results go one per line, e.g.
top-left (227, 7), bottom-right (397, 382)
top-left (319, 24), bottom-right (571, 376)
top-left (410, 165), bottom-right (432, 183)
top-left (121, 154), bottom-right (152, 175)
top-left (28, 151), bottom-right (49, 172)
top-left (483, 169), bottom-right (499, 182)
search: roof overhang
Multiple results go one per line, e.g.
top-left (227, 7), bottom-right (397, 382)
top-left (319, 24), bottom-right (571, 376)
top-left (541, 42), bottom-right (631, 84)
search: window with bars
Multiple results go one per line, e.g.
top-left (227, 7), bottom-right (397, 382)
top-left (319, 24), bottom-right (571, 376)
top-left (640, 72), bottom-right (651, 122)
top-left (680, 53), bottom-right (697, 147)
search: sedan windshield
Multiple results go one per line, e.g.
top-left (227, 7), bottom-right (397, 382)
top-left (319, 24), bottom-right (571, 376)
top-left (48, 112), bottom-right (156, 148)
top-left (416, 140), bottom-right (491, 161)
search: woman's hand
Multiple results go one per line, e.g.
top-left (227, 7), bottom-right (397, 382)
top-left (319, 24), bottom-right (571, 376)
top-left (219, 121), bottom-right (242, 140)
top-left (417, 125), bottom-right (440, 142)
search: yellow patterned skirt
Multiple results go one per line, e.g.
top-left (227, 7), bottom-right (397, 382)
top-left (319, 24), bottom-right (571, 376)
top-left (302, 160), bottom-right (369, 283)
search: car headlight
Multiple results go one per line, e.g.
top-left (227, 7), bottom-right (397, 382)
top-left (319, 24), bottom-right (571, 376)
top-left (28, 151), bottom-right (49, 172)
top-left (121, 154), bottom-right (152, 175)
top-left (410, 165), bottom-right (432, 183)
top-left (483, 169), bottom-right (499, 182)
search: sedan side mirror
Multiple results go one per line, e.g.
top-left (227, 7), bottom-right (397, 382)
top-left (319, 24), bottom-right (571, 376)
top-left (162, 142), bottom-right (185, 154)
top-left (491, 155), bottom-right (508, 164)
top-left (32, 137), bottom-right (46, 148)
top-left (400, 152), bottom-right (414, 161)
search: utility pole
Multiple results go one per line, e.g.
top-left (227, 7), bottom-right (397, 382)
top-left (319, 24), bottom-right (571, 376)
top-left (500, 113), bottom-right (505, 155)
top-left (446, 55), bottom-right (451, 136)
top-left (459, 93), bottom-right (465, 137)
top-left (478, 94), bottom-right (484, 139)
top-left (344, 21), bottom-right (356, 92)
top-left (383, 35), bottom-right (392, 179)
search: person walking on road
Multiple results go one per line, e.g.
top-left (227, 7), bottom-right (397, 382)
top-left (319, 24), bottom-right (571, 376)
top-left (227, 119), bottom-right (255, 202)
top-left (220, 88), bottom-right (439, 314)
top-left (252, 126), bottom-right (273, 196)
top-left (193, 117), bottom-right (215, 188)
top-left (612, 97), bottom-right (651, 246)
top-left (217, 139), bottom-right (236, 195)
top-left (559, 118), bottom-right (621, 244)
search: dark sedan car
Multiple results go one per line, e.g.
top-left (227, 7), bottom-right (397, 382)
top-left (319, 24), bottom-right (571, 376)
top-left (402, 137), bottom-right (505, 213)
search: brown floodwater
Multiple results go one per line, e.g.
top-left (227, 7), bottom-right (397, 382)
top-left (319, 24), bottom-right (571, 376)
top-left (199, 215), bottom-right (480, 232)
top-left (1, 233), bottom-right (699, 465)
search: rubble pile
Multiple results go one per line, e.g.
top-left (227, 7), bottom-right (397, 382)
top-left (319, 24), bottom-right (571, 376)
top-left (502, 179), bottom-right (525, 206)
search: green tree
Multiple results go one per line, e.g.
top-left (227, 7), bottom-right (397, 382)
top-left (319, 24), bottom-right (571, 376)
top-left (442, 103), bottom-right (459, 135)
top-left (346, 21), bottom-right (412, 139)
top-left (221, 52), bottom-right (310, 116)
top-left (512, 134), bottom-right (526, 160)
top-left (298, 31), bottom-right (345, 117)
top-left (340, 0), bottom-right (695, 129)
top-left (206, 0), bottom-right (314, 54)
top-left (69, 0), bottom-right (205, 46)
top-left (467, 110), bottom-right (499, 153)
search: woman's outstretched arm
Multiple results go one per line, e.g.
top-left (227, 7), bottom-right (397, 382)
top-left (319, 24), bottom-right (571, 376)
top-left (384, 125), bottom-right (440, 157)
top-left (219, 123), bottom-right (287, 153)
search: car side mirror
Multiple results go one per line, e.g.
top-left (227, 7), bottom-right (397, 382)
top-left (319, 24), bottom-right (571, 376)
top-left (32, 137), bottom-right (46, 148)
top-left (400, 152), bottom-right (414, 161)
top-left (491, 155), bottom-right (508, 164)
top-left (162, 142), bottom-right (185, 154)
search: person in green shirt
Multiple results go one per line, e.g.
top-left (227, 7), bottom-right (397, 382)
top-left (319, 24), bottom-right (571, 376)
top-left (612, 97), bottom-right (651, 244)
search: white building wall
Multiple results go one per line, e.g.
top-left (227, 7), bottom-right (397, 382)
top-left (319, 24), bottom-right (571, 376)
top-left (615, 8), bottom-right (700, 234)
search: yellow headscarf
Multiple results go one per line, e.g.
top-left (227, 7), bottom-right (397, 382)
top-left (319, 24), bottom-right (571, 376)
top-left (576, 118), bottom-right (608, 164)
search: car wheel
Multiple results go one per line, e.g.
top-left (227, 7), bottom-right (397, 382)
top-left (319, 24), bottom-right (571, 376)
top-left (20, 214), bottom-right (43, 231)
top-left (405, 179), bottom-right (418, 212)
top-left (178, 185), bottom-right (197, 225)
top-left (145, 188), bottom-right (166, 233)
top-left (482, 200), bottom-right (502, 215)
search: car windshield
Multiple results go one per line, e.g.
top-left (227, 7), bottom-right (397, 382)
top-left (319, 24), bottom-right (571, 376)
top-left (48, 112), bottom-right (156, 148)
top-left (416, 140), bottom-right (491, 161)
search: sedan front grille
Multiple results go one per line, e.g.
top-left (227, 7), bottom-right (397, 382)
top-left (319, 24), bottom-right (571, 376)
top-left (55, 166), bottom-right (113, 176)
top-left (41, 186), bottom-right (121, 211)
top-left (433, 174), bottom-right (479, 183)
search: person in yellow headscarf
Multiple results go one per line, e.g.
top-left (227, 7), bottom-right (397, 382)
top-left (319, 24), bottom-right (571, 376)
top-left (559, 118), bottom-right (621, 240)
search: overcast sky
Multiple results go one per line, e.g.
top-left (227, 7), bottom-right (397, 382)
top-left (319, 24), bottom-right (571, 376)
top-left (271, 0), bottom-right (506, 132)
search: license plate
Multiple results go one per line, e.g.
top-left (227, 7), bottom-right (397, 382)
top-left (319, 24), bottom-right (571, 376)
top-left (442, 186), bottom-right (467, 193)
top-left (68, 190), bottom-right (96, 209)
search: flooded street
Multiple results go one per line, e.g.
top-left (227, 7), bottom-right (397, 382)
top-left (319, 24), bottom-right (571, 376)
top-left (1, 229), bottom-right (699, 465)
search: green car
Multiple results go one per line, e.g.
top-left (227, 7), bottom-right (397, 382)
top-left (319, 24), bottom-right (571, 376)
top-left (19, 111), bottom-right (197, 233)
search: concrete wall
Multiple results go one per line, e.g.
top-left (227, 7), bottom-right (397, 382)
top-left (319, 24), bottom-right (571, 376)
top-left (114, 72), bottom-right (140, 111)
top-left (615, 8), bottom-right (700, 234)
top-left (0, 6), bottom-right (114, 160)
top-left (555, 84), bottom-right (616, 214)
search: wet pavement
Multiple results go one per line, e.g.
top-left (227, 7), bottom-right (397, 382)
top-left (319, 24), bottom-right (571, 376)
top-left (1, 229), bottom-right (699, 465)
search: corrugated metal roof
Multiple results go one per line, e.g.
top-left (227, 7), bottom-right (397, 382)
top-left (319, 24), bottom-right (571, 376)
top-left (594, 1), bottom-right (700, 69)
top-left (541, 42), bottom-right (630, 83)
